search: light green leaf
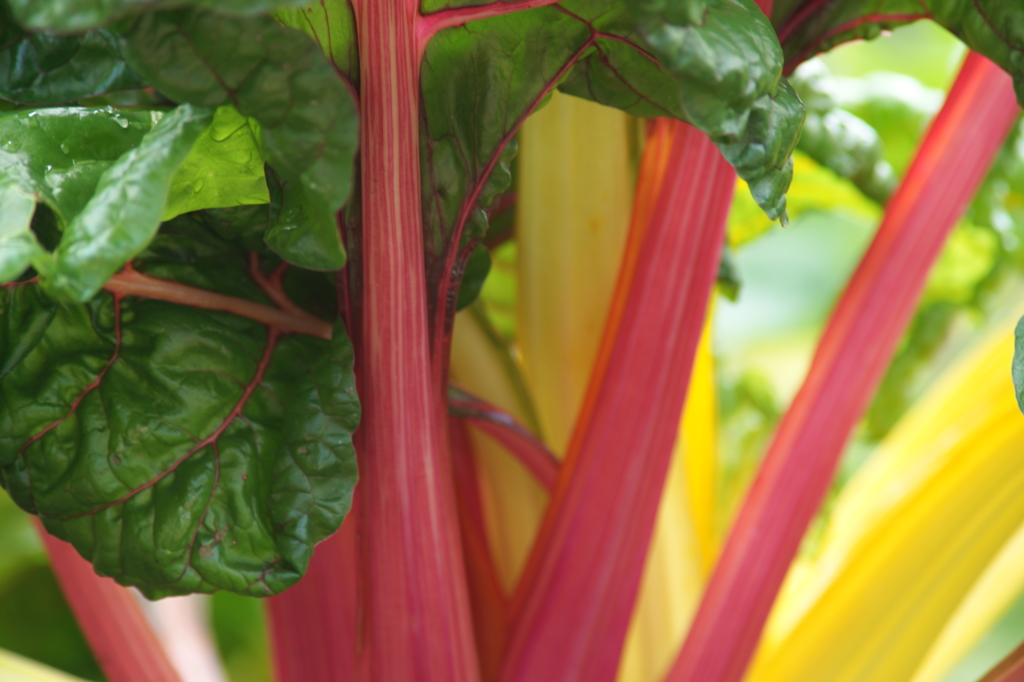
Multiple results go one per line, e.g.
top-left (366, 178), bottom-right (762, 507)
top-left (163, 105), bottom-right (268, 221)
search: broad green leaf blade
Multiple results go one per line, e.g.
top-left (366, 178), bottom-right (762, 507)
top-left (0, 219), bottom-right (358, 598)
top-left (0, 107), bottom-right (161, 224)
top-left (775, 1), bottom-right (1024, 101)
top-left (162, 105), bottom-right (268, 221)
top-left (0, 183), bottom-right (42, 283)
top-left (120, 9), bottom-right (357, 271)
top-left (275, 1), bottom-right (359, 87)
top-left (7, 0), bottom-right (313, 32)
top-left (626, 0), bottom-right (805, 220)
top-left (45, 103), bottom-right (212, 302)
top-left (0, 3), bottom-right (143, 105)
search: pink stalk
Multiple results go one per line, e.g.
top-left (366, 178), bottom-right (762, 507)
top-left (265, 512), bottom-right (359, 682)
top-left (36, 524), bottom-right (181, 682)
top-left (665, 52), bottom-right (1020, 682)
top-left (498, 122), bottom-right (736, 682)
top-left (979, 642), bottom-right (1024, 682)
top-left (449, 417), bottom-right (510, 682)
top-left (354, 0), bottom-right (479, 679)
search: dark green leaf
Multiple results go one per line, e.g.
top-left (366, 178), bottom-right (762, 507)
top-left (774, 1), bottom-right (1024, 102)
top-left (0, 219), bottom-right (359, 598)
top-left (627, 0), bottom-right (805, 220)
top-left (456, 244), bottom-right (490, 311)
top-left (0, 2), bottom-right (144, 105)
top-left (7, 0), bottom-right (312, 32)
top-left (119, 8), bottom-right (357, 271)
top-left (42, 103), bottom-right (212, 301)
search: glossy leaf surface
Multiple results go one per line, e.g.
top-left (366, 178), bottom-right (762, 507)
top-left (629, 0), bottom-right (804, 220)
top-left (45, 104), bottom-right (211, 301)
top-left (0, 218), bottom-right (359, 598)
top-left (120, 8), bottom-right (357, 271)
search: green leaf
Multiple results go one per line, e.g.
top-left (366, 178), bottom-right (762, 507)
top-left (0, 2), bottom-right (144, 105)
top-left (1013, 314), bottom-right (1024, 414)
top-left (119, 8), bottom-right (358, 271)
top-left (0, 218), bottom-right (359, 598)
top-left (790, 61), bottom-right (896, 204)
top-left (275, 1), bottom-right (359, 87)
top-left (0, 106), bottom-right (164, 283)
top-left (456, 244), bottom-right (490, 311)
top-left (7, 0), bottom-right (312, 32)
top-left (774, 1), bottom-right (1024, 102)
top-left (162, 105), bottom-right (268, 222)
top-left (43, 103), bottom-right (212, 301)
top-left (626, 0), bottom-right (805, 220)
top-left (0, 183), bottom-right (43, 283)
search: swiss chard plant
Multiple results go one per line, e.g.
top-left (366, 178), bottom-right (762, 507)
top-left (2, 0), bottom-right (1024, 681)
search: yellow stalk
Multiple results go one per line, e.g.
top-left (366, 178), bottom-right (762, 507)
top-left (910, 518), bottom-right (1024, 682)
top-left (0, 649), bottom-right (87, 682)
top-left (748, 317), bottom-right (1024, 682)
top-left (617, 317), bottom-right (719, 682)
top-left (450, 307), bottom-right (549, 592)
top-left (516, 90), bottom-right (633, 457)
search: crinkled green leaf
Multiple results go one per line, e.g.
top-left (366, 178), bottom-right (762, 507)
top-left (43, 104), bottom-right (211, 302)
top-left (162, 105), bottom-right (268, 222)
top-left (627, 0), bottom-right (805, 220)
top-left (0, 218), bottom-right (358, 598)
top-left (119, 9), bottom-right (357, 271)
top-left (7, 0), bottom-right (312, 32)
top-left (774, 1), bottom-right (1024, 102)
top-left (0, 2), bottom-right (143, 105)
top-left (790, 60), bottom-right (896, 203)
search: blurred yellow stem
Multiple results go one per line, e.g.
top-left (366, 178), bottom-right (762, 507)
top-left (0, 649), bottom-right (87, 682)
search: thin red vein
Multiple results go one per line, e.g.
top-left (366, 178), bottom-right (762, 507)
top-left (449, 395), bottom-right (558, 491)
top-left (417, 0), bottom-right (564, 48)
top-left (57, 329), bottom-right (280, 521)
top-left (783, 13), bottom-right (930, 73)
top-left (430, 36), bottom-right (595, 383)
top-left (665, 52), bottom-right (1020, 682)
top-left (18, 294), bottom-right (124, 459)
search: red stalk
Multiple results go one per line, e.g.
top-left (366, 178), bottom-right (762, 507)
top-left (979, 641), bottom-right (1024, 682)
top-left (498, 122), bottom-right (736, 682)
top-left (449, 417), bottom-right (510, 682)
top-left (36, 523), bottom-right (181, 682)
top-left (354, 0), bottom-right (479, 679)
top-left (665, 52), bottom-right (1020, 682)
top-left (265, 510), bottom-right (359, 682)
